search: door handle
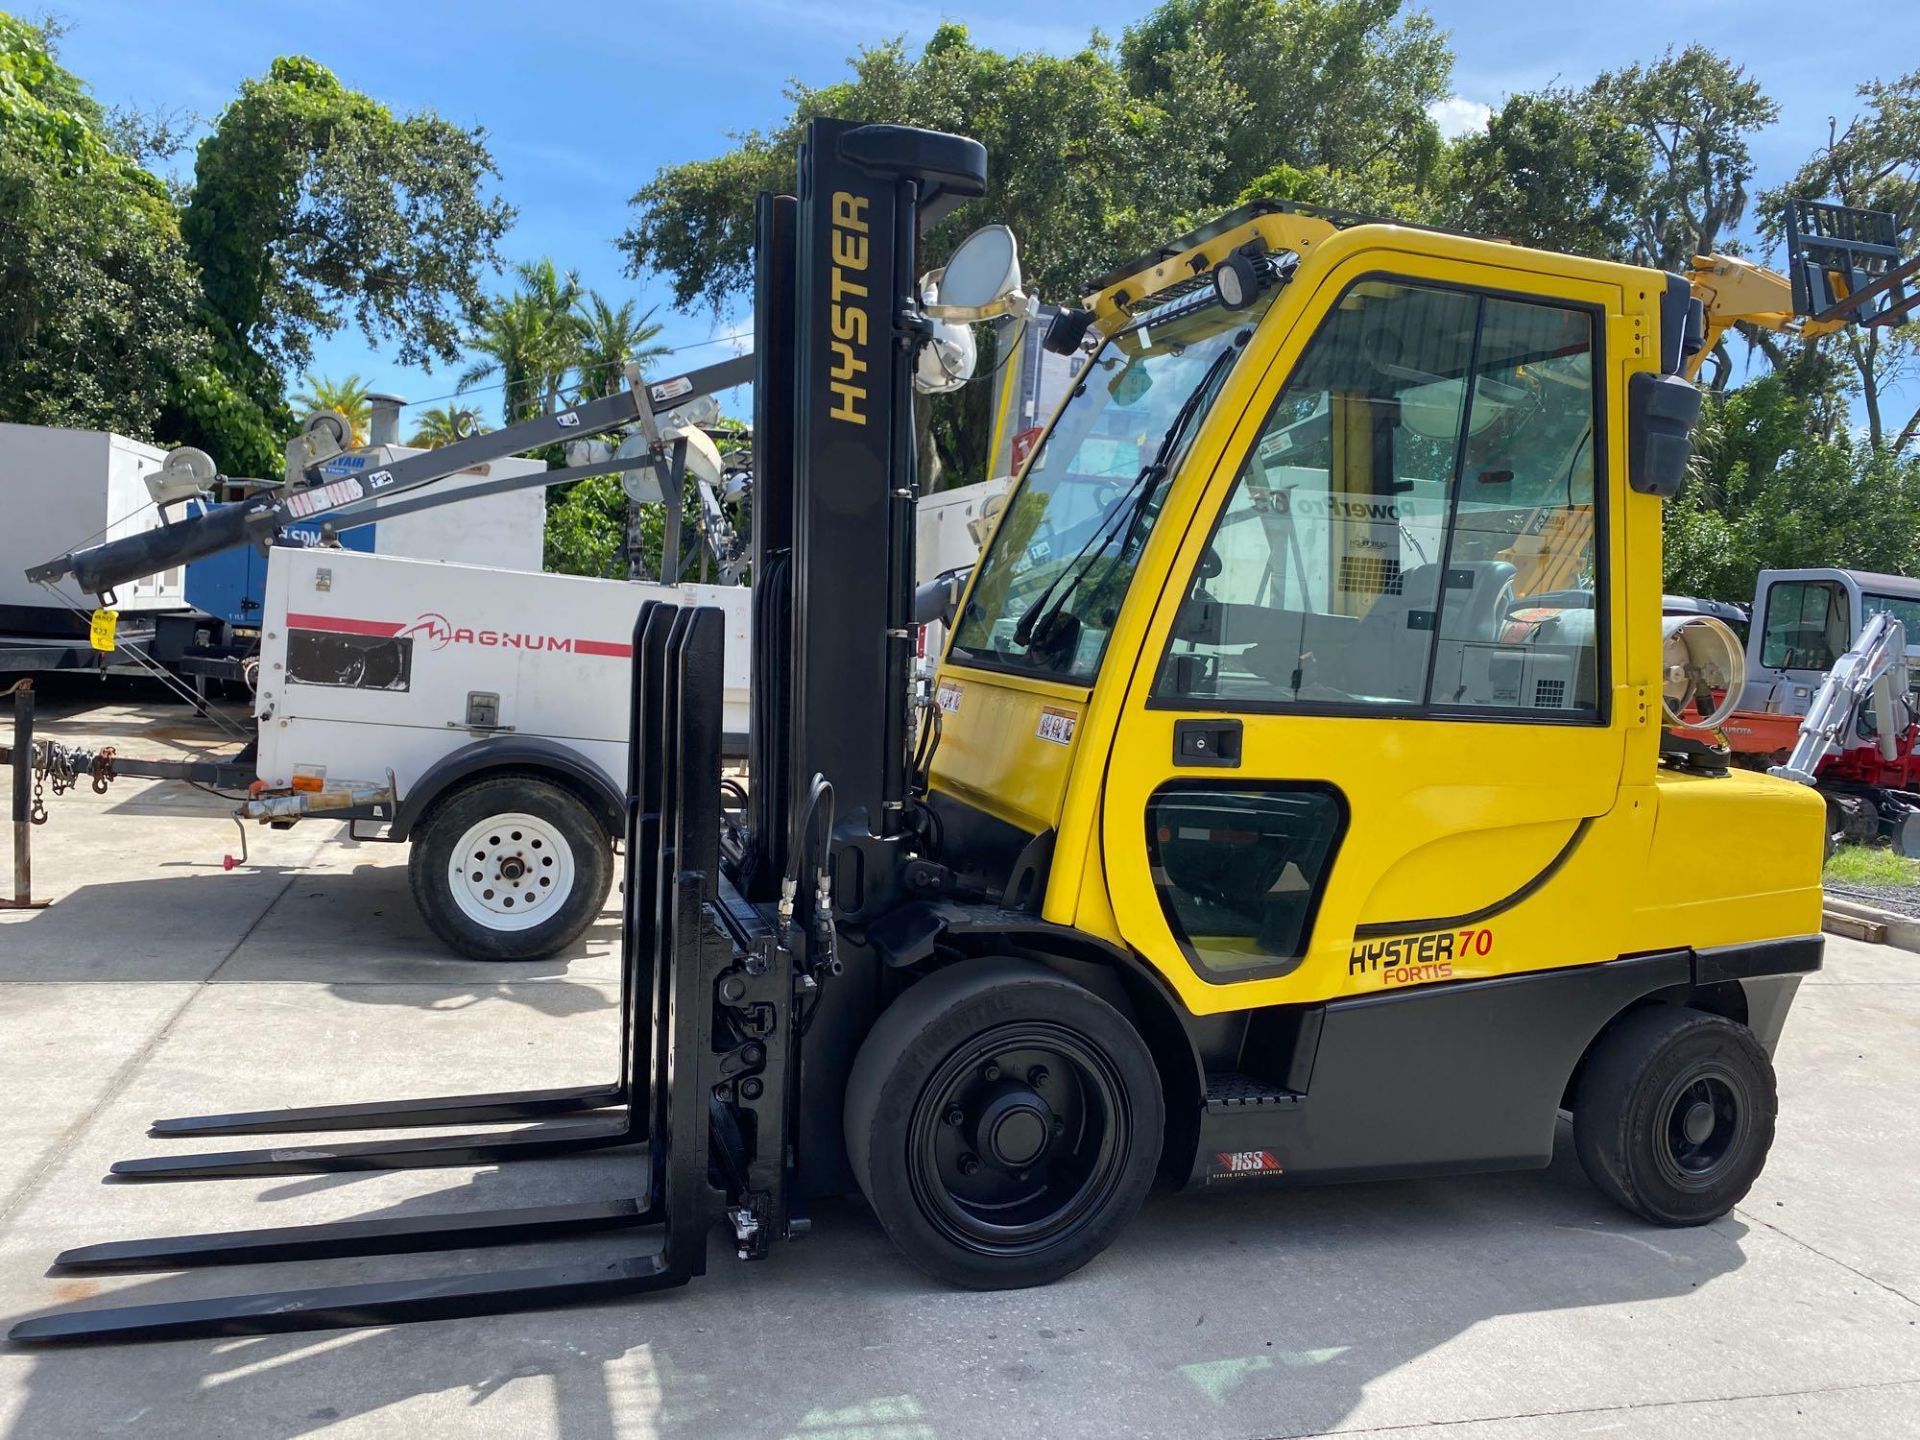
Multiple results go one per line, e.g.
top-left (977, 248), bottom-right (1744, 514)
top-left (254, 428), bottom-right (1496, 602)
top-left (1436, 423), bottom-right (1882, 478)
top-left (1173, 718), bottom-right (1241, 767)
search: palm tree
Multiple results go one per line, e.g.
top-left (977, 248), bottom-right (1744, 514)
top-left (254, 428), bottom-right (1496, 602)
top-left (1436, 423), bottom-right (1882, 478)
top-left (459, 259), bottom-right (584, 424)
top-left (573, 293), bottom-right (669, 399)
top-left (407, 404), bottom-right (486, 448)
top-left (289, 373), bottom-right (372, 446)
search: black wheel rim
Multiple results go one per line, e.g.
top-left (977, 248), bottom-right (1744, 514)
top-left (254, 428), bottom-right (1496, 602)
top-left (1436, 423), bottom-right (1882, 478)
top-left (1653, 1061), bottom-right (1749, 1191)
top-left (907, 1021), bottom-right (1131, 1258)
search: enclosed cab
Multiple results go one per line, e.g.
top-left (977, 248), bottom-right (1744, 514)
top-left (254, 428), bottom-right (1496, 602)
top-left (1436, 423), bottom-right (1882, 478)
top-left (871, 202), bottom-right (1823, 1282)
top-left (1740, 566), bottom-right (1920, 716)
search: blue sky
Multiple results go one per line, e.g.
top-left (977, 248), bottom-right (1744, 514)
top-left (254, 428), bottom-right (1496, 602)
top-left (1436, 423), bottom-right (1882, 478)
top-left (44, 0), bottom-right (1918, 430)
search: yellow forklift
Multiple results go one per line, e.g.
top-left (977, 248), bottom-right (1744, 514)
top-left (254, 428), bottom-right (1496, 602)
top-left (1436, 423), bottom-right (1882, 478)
top-left (12, 124), bottom-right (1913, 1344)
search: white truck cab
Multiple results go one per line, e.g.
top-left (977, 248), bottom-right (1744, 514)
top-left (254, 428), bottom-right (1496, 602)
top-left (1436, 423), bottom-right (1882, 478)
top-left (1741, 567), bottom-right (1920, 716)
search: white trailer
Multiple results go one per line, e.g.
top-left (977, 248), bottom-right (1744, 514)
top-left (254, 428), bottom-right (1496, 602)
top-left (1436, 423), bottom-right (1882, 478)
top-left (0, 425), bottom-right (184, 673)
top-left (249, 545), bottom-right (749, 958)
top-left (0, 424), bottom-right (180, 620)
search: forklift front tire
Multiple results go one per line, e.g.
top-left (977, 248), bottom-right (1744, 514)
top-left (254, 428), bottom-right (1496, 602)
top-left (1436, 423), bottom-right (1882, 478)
top-left (1572, 1005), bottom-right (1777, 1227)
top-left (845, 958), bottom-right (1164, 1290)
top-left (409, 775), bottom-right (612, 962)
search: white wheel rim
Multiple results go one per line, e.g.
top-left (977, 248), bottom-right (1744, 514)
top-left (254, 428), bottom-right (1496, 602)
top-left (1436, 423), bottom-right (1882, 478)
top-left (446, 811), bottom-right (576, 933)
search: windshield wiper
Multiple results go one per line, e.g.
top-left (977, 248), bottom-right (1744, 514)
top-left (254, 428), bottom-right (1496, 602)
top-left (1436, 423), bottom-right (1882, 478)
top-left (1013, 335), bottom-right (1245, 651)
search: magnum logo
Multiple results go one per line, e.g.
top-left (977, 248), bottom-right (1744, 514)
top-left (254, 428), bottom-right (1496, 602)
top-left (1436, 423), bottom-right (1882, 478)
top-left (828, 190), bottom-right (871, 426)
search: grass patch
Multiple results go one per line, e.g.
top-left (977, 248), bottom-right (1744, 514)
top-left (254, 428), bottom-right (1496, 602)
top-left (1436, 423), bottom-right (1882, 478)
top-left (1824, 844), bottom-right (1920, 888)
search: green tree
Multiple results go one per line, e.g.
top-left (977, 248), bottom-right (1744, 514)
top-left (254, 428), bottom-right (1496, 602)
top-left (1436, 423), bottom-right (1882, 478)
top-left (620, 21), bottom-right (1245, 484)
top-left (182, 57), bottom-right (513, 375)
top-left (1120, 0), bottom-right (1453, 203)
top-left (1449, 92), bottom-right (1650, 257)
top-left (573, 293), bottom-right (668, 400)
top-left (622, 23), bottom-right (1242, 316)
top-left (1664, 374), bottom-right (1920, 600)
top-left (1570, 46), bottom-right (1779, 391)
top-left (164, 55), bottom-right (514, 475)
top-left (460, 258), bottom-right (584, 423)
top-left (0, 16), bottom-right (207, 436)
top-left (407, 403), bottom-right (485, 447)
top-left (1582, 45), bottom-right (1778, 271)
top-left (288, 372), bottom-right (371, 444)
top-left (543, 473), bottom-right (627, 577)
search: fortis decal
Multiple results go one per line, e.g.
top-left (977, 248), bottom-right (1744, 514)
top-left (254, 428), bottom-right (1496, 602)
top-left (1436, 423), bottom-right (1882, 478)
top-left (1347, 926), bottom-right (1495, 988)
top-left (828, 191), bottom-right (871, 426)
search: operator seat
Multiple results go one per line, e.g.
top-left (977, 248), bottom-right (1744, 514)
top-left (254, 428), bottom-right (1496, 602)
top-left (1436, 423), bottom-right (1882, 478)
top-left (1348, 560), bottom-right (1517, 701)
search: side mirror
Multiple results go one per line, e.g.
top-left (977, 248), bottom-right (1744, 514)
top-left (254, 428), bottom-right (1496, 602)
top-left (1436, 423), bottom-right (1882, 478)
top-left (1627, 372), bottom-right (1701, 498)
top-left (921, 224), bottom-right (1027, 323)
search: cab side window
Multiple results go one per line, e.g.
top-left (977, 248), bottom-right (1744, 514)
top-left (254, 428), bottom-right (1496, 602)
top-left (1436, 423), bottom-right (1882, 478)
top-left (1157, 280), bottom-right (1603, 719)
top-left (1760, 580), bottom-right (1849, 671)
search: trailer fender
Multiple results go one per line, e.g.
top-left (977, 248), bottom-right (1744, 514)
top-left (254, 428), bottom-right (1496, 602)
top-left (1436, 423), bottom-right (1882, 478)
top-left (392, 738), bottom-right (624, 841)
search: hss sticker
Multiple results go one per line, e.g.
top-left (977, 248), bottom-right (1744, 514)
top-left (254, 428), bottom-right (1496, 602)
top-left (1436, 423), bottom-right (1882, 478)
top-left (1214, 1149), bottom-right (1283, 1177)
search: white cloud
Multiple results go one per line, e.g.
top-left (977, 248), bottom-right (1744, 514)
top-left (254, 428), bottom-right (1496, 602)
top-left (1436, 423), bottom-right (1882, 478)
top-left (1428, 95), bottom-right (1494, 140)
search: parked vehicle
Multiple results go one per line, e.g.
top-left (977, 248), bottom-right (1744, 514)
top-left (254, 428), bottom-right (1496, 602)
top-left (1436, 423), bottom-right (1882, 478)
top-left (255, 546), bottom-right (749, 957)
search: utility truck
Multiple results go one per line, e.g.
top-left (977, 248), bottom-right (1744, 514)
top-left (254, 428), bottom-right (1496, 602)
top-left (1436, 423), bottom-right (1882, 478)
top-left (12, 122), bottom-right (1917, 1347)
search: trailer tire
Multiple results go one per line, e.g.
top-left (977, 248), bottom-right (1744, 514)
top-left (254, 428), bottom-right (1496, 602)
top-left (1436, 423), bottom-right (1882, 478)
top-left (845, 958), bottom-right (1163, 1290)
top-left (408, 775), bottom-right (612, 962)
top-left (1572, 1005), bottom-right (1776, 1227)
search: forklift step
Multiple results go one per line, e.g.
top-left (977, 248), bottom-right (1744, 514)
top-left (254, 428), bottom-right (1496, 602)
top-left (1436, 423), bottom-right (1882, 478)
top-left (109, 1115), bottom-right (638, 1180)
top-left (9, 1248), bottom-right (686, 1346)
top-left (52, 1194), bottom-right (657, 1272)
top-left (1204, 1072), bottom-right (1302, 1110)
top-left (147, 1082), bottom-right (624, 1138)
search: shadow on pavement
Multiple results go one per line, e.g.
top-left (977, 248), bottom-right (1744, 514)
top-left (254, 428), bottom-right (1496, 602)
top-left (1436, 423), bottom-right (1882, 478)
top-left (0, 870), bottom-right (310, 984)
top-left (0, 861), bottom-right (617, 1019)
top-left (1, 1124), bottom-right (1749, 1440)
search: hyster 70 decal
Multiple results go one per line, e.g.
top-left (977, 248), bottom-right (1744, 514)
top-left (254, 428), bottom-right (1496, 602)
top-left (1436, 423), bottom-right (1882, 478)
top-left (1347, 926), bottom-right (1495, 988)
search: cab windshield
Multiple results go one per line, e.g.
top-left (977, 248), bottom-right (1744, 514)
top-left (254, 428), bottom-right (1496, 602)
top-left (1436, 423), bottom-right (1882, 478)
top-left (949, 290), bottom-right (1276, 683)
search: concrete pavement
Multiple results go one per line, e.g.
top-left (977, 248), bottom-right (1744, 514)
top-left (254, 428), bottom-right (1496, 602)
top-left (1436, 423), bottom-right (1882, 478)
top-left (2, 693), bottom-right (1917, 1439)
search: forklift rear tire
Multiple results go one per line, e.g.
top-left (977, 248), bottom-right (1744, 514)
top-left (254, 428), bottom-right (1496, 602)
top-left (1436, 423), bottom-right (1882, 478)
top-left (845, 958), bottom-right (1164, 1290)
top-left (1572, 1005), bottom-right (1777, 1227)
top-left (409, 775), bottom-right (612, 962)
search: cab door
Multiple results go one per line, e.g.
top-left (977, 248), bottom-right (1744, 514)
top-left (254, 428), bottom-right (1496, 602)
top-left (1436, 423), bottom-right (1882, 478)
top-left (1099, 252), bottom-right (1637, 1012)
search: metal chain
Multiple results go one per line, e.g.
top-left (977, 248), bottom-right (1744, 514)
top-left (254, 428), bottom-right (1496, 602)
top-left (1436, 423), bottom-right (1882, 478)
top-left (24, 739), bottom-right (118, 822)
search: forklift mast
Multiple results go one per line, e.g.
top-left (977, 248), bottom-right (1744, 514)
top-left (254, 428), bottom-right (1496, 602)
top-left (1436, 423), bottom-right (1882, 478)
top-left (6, 119), bottom-right (992, 1348)
top-left (742, 118), bottom-right (989, 1191)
